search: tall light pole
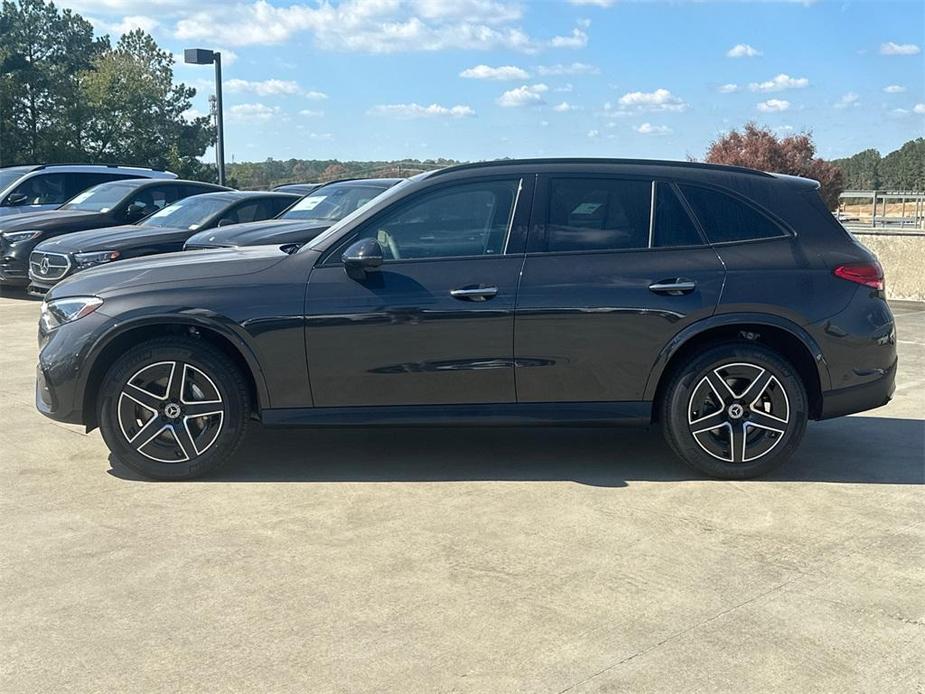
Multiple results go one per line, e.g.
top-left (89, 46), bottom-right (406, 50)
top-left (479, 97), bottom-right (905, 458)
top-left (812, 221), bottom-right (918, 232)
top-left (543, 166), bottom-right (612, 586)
top-left (184, 48), bottom-right (226, 186)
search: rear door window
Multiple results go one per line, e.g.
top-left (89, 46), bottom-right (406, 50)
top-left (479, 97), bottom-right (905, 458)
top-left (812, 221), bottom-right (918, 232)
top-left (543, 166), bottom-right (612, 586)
top-left (544, 178), bottom-right (651, 252)
top-left (678, 184), bottom-right (786, 244)
top-left (652, 183), bottom-right (703, 247)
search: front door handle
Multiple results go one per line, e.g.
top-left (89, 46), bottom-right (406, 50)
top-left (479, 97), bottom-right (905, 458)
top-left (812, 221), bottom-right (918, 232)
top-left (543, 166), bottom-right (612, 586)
top-left (450, 286), bottom-right (498, 301)
top-left (649, 278), bottom-right (697, 295)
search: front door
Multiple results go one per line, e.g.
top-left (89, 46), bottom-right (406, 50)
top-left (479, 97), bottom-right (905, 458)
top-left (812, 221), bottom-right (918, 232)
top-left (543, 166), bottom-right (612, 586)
top-left (305, 176), bottom-right (532, 407)
top-left (515, 176), bottom-right (725, 403)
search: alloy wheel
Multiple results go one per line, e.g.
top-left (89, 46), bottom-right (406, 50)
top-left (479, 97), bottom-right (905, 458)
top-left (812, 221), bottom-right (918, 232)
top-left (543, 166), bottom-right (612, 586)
top-left (117, 361), bottom-right (225, 463)
top-left (687, 362), bottom-right (790, 463)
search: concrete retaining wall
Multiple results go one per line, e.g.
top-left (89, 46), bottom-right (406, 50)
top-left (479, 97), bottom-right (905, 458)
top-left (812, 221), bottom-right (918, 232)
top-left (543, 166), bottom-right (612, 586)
top-left (851, 231), bottom-right (925, 302)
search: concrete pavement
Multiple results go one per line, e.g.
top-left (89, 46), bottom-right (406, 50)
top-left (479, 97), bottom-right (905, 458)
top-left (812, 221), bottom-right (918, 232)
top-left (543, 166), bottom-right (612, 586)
top-left (1, 288), bottom-right (922, 693)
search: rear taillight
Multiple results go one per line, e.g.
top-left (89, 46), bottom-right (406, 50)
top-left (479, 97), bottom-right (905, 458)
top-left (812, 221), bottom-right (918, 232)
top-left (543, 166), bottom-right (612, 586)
top-left (834, 261), bottom-right (884, 291)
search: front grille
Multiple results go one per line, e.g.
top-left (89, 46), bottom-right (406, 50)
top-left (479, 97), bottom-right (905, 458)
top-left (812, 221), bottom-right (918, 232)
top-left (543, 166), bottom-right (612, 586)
top-left (29, 251), bottom-right (71, 282)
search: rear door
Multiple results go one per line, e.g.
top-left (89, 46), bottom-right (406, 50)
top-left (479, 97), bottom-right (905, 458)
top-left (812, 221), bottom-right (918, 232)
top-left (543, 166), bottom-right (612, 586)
top-left (514, 175), bottom-right (725, 403)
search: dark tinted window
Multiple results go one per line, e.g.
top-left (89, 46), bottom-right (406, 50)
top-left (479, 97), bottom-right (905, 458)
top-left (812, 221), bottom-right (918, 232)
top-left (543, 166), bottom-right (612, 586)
top-left (266, 196), bottom-right (297, 217)
top-left (653, 183), bottom-right (702, 247)
top-left (546, 178), bottom-right (651, 252)
top-left (123, 184), bottom-right (182, 218)
top-left (679, 184), bottom-right (785, 243)
top-left (11, 173), bottom-right (70, 205)
top-left (357, 179), bottom-right (519, 260)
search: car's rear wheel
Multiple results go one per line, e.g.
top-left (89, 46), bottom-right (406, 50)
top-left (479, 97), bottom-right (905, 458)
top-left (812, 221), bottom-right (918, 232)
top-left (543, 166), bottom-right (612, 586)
top-left (660, 342), bottom-right (808, 479)
top-left (98, 337), bottom-right (250, 480)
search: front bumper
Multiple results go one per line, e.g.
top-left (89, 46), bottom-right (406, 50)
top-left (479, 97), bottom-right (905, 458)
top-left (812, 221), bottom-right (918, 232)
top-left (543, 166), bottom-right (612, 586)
top-left (0, 258), bottom-right (29, 285)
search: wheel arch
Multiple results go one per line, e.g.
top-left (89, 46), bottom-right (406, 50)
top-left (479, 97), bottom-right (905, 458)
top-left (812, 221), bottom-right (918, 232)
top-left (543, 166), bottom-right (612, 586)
top-left (80, 315), bottom-right (270, 430)
top-left (645, 313), bottom-right (830, 420)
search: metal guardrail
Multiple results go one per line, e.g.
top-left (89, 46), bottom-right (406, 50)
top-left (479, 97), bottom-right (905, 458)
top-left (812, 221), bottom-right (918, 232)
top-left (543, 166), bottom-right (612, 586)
top-left (837, 190), bottom-right (925, 230)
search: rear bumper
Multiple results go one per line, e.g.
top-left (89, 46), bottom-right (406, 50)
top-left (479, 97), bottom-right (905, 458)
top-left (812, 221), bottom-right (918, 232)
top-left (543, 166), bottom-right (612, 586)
top-left (818, 357), bottom-right (896, 419)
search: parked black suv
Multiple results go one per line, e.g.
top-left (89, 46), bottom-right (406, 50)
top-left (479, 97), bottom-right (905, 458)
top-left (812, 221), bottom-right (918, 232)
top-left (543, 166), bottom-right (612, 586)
top-left (35, 159), bottom-right (895, 480)
top-left (183, 178), bottom-right (401, 250)
top-left (28, 190), bottom-right (298, 294)
top-left (1, 178), bottom-right (226, 286)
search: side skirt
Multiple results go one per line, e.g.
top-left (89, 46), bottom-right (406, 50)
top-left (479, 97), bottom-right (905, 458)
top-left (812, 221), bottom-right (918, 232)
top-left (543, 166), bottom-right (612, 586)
top-left (261, 401), bottom-right (653, 428)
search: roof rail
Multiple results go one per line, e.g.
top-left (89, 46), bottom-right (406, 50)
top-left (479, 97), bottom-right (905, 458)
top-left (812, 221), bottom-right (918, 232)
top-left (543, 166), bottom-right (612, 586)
top-left (426, 157), bottom-right (776, 179)
top-left (28, 163), bottom-right (166, 172)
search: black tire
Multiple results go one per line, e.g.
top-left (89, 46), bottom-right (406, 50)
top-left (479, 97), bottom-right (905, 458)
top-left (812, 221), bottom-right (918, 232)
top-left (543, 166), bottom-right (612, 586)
top-left (98, 336), bottom-right (250, 480)
top-left (660, 342), bottom-right (808, 479)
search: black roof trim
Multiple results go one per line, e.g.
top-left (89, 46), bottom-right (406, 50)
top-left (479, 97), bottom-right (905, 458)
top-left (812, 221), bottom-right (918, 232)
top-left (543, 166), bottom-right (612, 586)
top-left (426, 158), bottom-right (776, 180)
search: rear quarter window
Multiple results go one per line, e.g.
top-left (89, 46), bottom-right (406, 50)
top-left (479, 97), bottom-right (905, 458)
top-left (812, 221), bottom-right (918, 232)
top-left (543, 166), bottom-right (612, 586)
top-left (678, 184), bottom-right (786, 244)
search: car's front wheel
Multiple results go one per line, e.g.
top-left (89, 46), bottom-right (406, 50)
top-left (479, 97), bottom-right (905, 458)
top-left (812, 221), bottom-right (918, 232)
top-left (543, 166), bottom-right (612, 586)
top-left (660, 342), bottom-right (808, 479)
top-left (98, 336), bottom-right (250, 480)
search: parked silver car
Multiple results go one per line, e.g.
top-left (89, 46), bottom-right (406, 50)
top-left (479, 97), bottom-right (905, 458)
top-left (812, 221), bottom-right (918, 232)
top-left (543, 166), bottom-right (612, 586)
top-left (0, 164), bottom-right (176, 218)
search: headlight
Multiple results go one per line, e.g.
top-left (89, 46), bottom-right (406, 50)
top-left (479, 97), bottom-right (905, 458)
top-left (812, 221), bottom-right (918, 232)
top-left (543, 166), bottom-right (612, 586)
top-left (74, 250), bottom-right (120, 270)
top-left (40, 296), bottom-right (103, 332)
top-left (2, 230), bottom-right (42, 244)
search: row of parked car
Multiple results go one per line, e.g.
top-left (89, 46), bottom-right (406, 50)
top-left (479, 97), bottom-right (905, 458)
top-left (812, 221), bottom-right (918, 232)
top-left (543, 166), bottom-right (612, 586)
top-left (0, 163), bottom-right (399, 295)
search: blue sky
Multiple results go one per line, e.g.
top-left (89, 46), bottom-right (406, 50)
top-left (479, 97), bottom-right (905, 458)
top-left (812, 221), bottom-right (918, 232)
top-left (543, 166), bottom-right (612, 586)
top-left (65, 0), bottom-right (924, 163)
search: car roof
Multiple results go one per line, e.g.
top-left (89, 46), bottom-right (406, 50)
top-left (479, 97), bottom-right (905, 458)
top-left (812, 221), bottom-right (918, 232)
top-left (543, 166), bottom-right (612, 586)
top-left (0, 163), bottom-right (176, 177)
top-left (313, 177), bottom-right (403, 190)
top-left (178, 190), bottom-right (300, 203)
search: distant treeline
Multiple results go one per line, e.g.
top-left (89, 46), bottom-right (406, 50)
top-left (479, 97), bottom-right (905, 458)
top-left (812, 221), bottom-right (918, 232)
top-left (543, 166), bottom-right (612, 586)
top-left (832, 138), bottom-right (925, 192)
top-left (226, 158), bottom-right (461, 189)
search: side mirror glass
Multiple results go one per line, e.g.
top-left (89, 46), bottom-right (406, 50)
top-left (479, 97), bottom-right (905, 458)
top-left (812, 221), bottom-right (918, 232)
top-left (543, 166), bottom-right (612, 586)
top-left (124, 202), bottom-right (147, 221)
top-left (342, 238), bottom-right (383, 280)
top-left (5, 193), bottom-right (29, 206)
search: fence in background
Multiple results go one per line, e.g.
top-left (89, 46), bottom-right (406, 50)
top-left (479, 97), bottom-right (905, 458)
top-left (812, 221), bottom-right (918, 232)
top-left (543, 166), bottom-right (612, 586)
top-left (837, 190), bottom-right (925, 232)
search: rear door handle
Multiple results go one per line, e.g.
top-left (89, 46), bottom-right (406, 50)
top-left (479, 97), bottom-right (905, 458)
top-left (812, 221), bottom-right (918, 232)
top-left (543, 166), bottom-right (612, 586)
top-left (450, 286), bottom-right (498, 301)
top-left (649, 278), bottom-right (697, 295)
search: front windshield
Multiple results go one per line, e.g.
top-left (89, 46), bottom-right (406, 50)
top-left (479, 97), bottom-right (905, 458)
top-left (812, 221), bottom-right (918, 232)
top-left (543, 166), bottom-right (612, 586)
top-left (281, 182), bottom-right (391, 222)
top-left (60, 181), bottom-right (139, 212)
top-left (0, 168), bottom-right (31, 195)
top-left (303, 178), bottom-right (413, 250)
top-left (141, 196), bottom-right (229, 230)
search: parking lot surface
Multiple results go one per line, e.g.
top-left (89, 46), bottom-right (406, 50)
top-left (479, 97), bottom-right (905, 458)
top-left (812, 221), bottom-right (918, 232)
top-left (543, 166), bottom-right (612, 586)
top-left (1, 289), bottom-right (923, 693)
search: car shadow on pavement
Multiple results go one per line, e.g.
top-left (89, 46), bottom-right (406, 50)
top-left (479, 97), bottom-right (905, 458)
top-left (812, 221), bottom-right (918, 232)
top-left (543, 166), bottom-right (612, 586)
top-left (107, 415), bottom-right (925, 486)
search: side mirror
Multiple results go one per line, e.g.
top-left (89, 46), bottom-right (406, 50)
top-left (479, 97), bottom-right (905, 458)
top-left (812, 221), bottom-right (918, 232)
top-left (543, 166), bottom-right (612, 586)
top-left (124, 202), bottom-right (147, 221)
top-left (342, 238), bottom-right (383, 280)
top-left (5, 193), bottom-right (29, 207)
top-left (216, 218), bottom-right (234, 227)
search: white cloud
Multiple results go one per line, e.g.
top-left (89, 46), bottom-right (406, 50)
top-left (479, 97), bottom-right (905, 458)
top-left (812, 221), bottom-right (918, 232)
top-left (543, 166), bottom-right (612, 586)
top-left (718, 83), bottom-right (740, 93)
top-left (299, 109), bottom-right (324, 117)
top-left (497, 83), bottom-right (549, 107)
top-left (171, 0), bottom-right (576, 53)
top-left (635, 122), bottom-right (672, 135)
top-left (568, 0), bottom-right (615, 6)
top-left (307, 132), bottom-right (333, 141)
top-left (616, 88), bottom-right (687, 112)
top-left (883, 84), bottom-right (907, 93)
top-left (726, 43), bottom-right (761, 58)
top-left (914, 104), bottom-right (925, 114)
top-left (880, 41), bottom-right (921, 56)
top-left (368, 103), bottom-right (476, 118)
top-left (304, 90), bottom-right (328, 100)
top-left (460, 64), bottom-right (530, 80)
top-left (587, 129), bottom-right (600, 138)
top-left (181, 107), bottom-right (206, 122)
top-left (555, 83), bottom-right (574, 93)
top-left (548, 23), bottom-right (589, 49)
top-left (834, 92), bottom-right (860, 109)
top-left (748, 73), bottom-right (810, 92)
top-left (552, 101), bottom-right (580, 112)
top-left (225, 78), bottom-right (303, 96)
top-left (228, 103), bottom-right (279, 121)
top-left (536, 62), bottom-right (599, 76)
top-left (112, 14), bottom-right (160, 34)
top-left (757, 99), bottom-right (790, 112)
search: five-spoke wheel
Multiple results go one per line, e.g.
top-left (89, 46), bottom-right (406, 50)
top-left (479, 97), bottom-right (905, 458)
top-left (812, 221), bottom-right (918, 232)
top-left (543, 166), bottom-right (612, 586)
top-left (661, 343), bottom-right (807, 478)
top-left (99, 337), bottom-right (250, 480)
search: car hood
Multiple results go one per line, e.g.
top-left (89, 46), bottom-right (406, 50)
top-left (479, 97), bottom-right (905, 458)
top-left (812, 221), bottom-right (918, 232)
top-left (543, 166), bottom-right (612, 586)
top-left (47, 245), bottom-right (291, 300)
top-left (0, 209), bottom-right (105, 232)
top-left (186, 219), bottom-right (330, 248)
top-left (33, 224), bottom-right (188, 254)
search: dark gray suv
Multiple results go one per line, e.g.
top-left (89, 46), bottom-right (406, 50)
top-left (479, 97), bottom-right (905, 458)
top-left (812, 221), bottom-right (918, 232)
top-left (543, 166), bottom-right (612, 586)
top-left (35, 159), bottom-right (895, 480)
